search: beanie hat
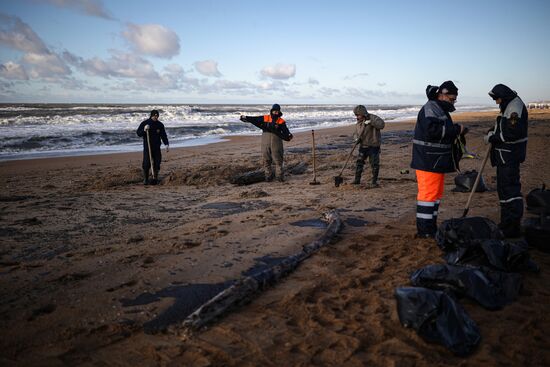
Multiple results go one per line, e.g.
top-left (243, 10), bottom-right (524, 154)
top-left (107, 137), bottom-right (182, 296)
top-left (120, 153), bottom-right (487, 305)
top-left (488, 84), bottom-right (517, 101)
top-left (353, 105), bottom-right (368, 116)
top-left (438, 80), bottom-right (458, 95)
top-left (150, 109), bottom-right (160, 117)
top-left (271, 104), bottom-right (281, 111)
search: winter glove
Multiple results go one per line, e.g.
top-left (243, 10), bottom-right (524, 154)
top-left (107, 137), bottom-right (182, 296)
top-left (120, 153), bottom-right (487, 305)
top-left (144, 124), bottom-right (150, 131)
top-left (354, 138), bottom-right (361, 145)
top-left (484, 131), bottom-right (494, 145)
top-left (240, 115), bottom-right (247, 122)
top-left (288, 133), bottom-right (293, 141)
top-left (166, 145), bottom-right (170, 153)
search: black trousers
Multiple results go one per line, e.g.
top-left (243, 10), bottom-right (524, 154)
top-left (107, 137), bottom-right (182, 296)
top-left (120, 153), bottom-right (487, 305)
top-left (355, 146), bottom-right (380, 182)
top-left (143, 148), bottom-right (162, 174)
top-left (496, 163), bottom-right (523, 228)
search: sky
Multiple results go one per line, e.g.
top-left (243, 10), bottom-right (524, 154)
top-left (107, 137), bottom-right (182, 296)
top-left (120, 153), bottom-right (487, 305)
top-left (0, 0), bottom-right (549, 105)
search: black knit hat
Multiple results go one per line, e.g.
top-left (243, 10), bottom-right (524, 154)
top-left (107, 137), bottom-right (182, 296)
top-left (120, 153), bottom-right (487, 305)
top-left (150, 109), bottom-right (160, 117)
top-left (271, 104), bottom-right (281, 111)
top-left (439, 81), bottom-right (458, 95)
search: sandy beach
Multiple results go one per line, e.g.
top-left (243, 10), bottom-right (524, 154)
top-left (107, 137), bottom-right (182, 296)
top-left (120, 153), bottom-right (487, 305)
top-left (1, 110), bottom-right (549, 366)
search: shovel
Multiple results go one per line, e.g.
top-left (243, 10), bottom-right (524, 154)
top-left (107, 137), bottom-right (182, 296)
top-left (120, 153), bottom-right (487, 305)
top-left (461, 144), bottom-right (491, 217)
top-left (145, 128), bottom-right (158, 185)
top-left (334, 141), bottom-right (359, 187)
top-left (310, 130), bottom-right (320, 185)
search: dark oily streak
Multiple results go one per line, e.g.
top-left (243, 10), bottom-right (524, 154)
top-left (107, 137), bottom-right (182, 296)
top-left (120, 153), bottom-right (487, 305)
top-left (179, 210), bottom-right (343, 333)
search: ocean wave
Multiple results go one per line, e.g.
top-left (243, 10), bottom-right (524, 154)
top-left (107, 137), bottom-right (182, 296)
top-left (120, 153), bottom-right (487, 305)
top-left (0, 103), bottom-right (495, 160)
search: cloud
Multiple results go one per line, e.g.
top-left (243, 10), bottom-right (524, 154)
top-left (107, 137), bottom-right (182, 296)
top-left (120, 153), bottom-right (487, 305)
top-left (22, 52), bottom-right (71, 79)
top-left (0, 61), bottom-right (29, 80)
top-left (318, 87), bottom-right (340, 96)
top-left (122, 23), bottom-right (180, 58)
top-left (377, 82), bottom-right (387, 87)
top-left (67, 50), bottom-right (159, 79)
top-left (261, 63), bottom-right (296, 80)
top-left (308, 77), bottom-right (319, 85)
top-left (343, 87), bottom-right (424, 100)
top-left (0, 13), bottom-right (49, 53)
top-left (37, 0), bottom-right (114, 20)
top-left (194, 60), bottom-right (222, 77)
top-left (343, 72), bottom-right (369, 80)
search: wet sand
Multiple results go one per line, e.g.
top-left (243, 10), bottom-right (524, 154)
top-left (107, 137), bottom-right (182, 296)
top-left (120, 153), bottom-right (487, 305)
top-left (1, 110), bottom-right (549, 366)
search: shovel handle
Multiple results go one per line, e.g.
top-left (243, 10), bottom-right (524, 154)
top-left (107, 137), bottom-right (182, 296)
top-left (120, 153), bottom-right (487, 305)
top-left (462, 144), bottom-right (491, 217)
top-left (311, 130), bottom-right (317, 179)
top-left (338, 141), bottom-right (359, 177)
top-left (146, 128), bottom-right (154, 176)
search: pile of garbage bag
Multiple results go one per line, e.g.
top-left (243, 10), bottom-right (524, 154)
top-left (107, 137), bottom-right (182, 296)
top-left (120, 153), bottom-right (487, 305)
top-left (395, 216), bottom-right (539, 356)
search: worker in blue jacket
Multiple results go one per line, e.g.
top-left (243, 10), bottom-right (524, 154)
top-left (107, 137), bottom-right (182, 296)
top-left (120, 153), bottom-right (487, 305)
top-left (485, 84), bottom-right (528, 237)
top-left (136, 110), bottom-right (169, 185)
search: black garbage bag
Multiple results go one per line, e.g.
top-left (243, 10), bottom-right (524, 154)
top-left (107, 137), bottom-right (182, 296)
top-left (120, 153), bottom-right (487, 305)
top-left (445, 239), bottom-right (539, 273)
top-left (410, 264), bottom-right (522, 310)
top-left (526, 184), bottom-right (550, 215)
top-left (436, 217), bottom-right (503, 252)
top-left (523, 216), bottom-right (550, 253)
top-left (453, 170), bottom-right (488, 193)
top-left (395, 287), bottom-right (481, 356)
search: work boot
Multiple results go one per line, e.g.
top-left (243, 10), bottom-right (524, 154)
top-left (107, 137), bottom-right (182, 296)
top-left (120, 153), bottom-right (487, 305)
top-left (143, 170), bottom-right (149, 185)
top-left (499, 221), bottom-right (522, 238)
top-left (371, 167), bottom-right (379, 187)
top-left (275, 165), bottom-right (285, 182)
top-left (264, 167), bottom-right (274, 182)
top-left (353, 164), bottom-right (363, 184)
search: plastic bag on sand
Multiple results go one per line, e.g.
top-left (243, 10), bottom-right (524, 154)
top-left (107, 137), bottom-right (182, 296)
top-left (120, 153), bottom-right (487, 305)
top-left (445, 239), bottom-right (539, 273)
top-left (436, 217), bottom-right (503, 252)
top-left (395, 287), bottom-right (481, 356)
top-left (410, 264), bottom-right (522, 310)
top-left (452, 170), bottom-right (488, 193)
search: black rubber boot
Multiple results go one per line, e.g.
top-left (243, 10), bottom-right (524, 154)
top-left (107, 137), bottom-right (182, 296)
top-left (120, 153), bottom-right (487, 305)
top-left (143, 170), bottom-right (149, 185)
top-left (371, 167), bottom-right (380, 187)
top-left (353, 162), bottom-right (363, 184)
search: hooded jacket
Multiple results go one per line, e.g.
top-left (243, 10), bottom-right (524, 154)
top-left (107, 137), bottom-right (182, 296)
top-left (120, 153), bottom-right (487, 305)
top-left (411, 100), bottom-right (461, 173)
top-left (488, 85), bottom-right (528, 166)
top-left (354, 113), bottom-right (385, 148)
top-left (136, 118), bottom-right (169, 151)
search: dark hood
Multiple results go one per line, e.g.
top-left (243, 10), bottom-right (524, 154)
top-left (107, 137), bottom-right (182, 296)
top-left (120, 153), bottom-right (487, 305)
top-left (489, 84), bottom-right (518, 112)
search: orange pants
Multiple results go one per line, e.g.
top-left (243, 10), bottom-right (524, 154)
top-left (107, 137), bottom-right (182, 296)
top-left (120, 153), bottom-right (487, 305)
top-left (416, 170), bottom-right (445, 202)
top-left (415, 170), bottom-right (445, 236)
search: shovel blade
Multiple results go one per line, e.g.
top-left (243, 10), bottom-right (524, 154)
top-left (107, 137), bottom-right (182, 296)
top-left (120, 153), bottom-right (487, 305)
top-left (334, 176), bottom-right (343, 187)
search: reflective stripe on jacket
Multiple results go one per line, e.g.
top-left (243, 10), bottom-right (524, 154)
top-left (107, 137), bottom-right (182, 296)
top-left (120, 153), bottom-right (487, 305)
top-left (490, 96), bottom-right (528, 166)
top-left (411, 100), bottom-right (461, 173)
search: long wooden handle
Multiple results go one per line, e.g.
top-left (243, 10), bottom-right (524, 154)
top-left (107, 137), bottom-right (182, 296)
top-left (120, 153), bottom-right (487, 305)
top-left (146, 128), bottom-right (154, 175)
top-left (339, 142), bottom-right (359, 176)
top-left (462, 144), bottom-right (491, 217)
top-left (311, 130), bottom-right (317, 179)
